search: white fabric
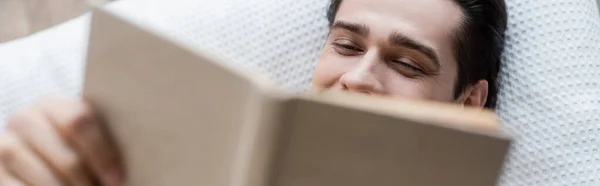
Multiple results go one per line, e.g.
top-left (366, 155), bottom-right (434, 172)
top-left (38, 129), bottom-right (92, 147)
top-left (497, 0), bottom-right (600, 185)
top-left (0, 0), bottom-right (599, 185)
top-left (0, 13), bottom-right (90, 123)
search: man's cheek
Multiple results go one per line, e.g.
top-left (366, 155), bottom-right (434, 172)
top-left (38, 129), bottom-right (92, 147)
top-left (313, 58), bottom-right (347, 88)
top-left (383, 79), bottom-right (437, 101)
top-left (312, 61), bottom-right (339, 90)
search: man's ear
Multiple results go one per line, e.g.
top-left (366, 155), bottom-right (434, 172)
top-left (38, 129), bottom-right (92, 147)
top-left (457, 80), bottom-right (489, 108)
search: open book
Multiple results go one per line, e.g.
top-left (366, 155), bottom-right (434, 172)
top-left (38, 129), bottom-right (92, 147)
top-left (83, 8), bottom-right (511, 186)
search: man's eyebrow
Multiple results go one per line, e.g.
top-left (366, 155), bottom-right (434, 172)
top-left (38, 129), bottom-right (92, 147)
top-left (331, 21), bottom-right (370, 37)
top-left (389, 32), bottom-right (440, 68)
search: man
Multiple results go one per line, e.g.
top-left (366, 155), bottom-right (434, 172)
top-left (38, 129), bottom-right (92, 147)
top-left (0, 0), bottom-right (506, 185)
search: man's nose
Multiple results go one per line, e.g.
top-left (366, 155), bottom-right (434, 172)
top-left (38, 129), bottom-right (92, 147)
top-left (339, 52), bottom-right (384, 95)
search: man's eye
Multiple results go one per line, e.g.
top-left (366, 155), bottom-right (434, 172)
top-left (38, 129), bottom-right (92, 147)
top-left (391, 58), bottom-right (426, 75)
top-left (332, 41), bottom-right (364, 56)
top-left (335, 43), bottom-right (362, 51)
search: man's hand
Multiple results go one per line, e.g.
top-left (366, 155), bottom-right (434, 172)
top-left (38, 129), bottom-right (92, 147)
top-left (0, 95), bottom-right (123, 186)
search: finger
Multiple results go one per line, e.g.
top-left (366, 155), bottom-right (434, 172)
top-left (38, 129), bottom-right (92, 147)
top-left (0, 165), bottom-right (25, 186)
top-left (7, 109), bottom-right (93, 186)
top-left (0, 134), bottom-right (27, 186)
top-left (36, 95), bottom-right (123, 186)
top-left (0, 132), bottom-right (62, 186)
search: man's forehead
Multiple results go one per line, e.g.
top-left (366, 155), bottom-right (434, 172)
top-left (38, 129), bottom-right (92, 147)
top-left (334, 0), bottom-right (464, 41)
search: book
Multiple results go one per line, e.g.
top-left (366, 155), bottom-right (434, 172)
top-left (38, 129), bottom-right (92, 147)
top-left (83, 8), bottom-right (511, 186)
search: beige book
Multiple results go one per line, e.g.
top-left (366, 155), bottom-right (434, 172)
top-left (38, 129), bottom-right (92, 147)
top-left (83, 8), bottom-right (511, 186)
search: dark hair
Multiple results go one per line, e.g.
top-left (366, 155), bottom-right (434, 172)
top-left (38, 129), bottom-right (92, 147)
top-left (327, 0), bottom-right (507, 109)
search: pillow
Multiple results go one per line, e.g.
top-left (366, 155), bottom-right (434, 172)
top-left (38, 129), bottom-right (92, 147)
top-left (497, 0), bottom-right (600, 185)
top-left (107, 0), bottom-right (329, 90)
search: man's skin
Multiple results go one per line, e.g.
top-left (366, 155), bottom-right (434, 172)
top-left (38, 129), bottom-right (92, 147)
top-left (0, 0), bottom-right (490, 185)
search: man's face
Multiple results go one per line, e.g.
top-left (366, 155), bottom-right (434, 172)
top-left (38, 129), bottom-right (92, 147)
top-left (313, 0), bottom-right (466, 104)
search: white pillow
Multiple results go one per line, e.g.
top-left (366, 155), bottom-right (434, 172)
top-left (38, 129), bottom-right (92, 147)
top-left (497, 0), bottom-right (600, 185)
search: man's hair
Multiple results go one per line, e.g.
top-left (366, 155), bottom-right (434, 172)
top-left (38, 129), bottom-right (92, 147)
top-left (326, 0), bottom-right (507, 108)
